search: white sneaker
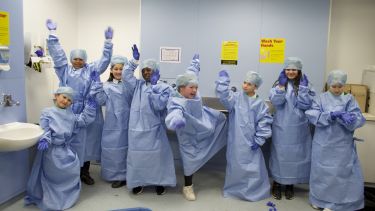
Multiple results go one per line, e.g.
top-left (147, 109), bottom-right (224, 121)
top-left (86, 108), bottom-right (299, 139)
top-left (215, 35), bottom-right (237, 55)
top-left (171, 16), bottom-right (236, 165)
top-left (311, 204), bottom-right (320, 210)
top-left (182, 185), bottom-right (196, 201)
top-left (323, 208), bottom-right (333, 211)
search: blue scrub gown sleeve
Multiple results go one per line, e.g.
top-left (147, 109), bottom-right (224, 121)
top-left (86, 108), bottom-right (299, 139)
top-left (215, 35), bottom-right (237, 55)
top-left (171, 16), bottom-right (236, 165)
top-left (89, 40), bottom-right (113, 75)
top-left (296, 85), bottom-right (315, 110)
top-left (46, 34), bottom-right (69, 81)
top-left (336, 95), bottom-right (366, 131)
top-left (305, 96), bottom-right (333, 127)
top-left (269, 86), bottom-right (286, 106)
top-left (91, 82), bottom-right (107, 106)
top-left (254, 103), bottom-right (273, 146)
top-left (215, 76), bottom-right (235, 111)
top-left (122, 59), bottom-right (138, 93)
top-left (165, 100), bottom-right (185, 130)
top-left (75, 104), bottom-right (97, 128)
top-left (149, 84), bottom-right (172, 111)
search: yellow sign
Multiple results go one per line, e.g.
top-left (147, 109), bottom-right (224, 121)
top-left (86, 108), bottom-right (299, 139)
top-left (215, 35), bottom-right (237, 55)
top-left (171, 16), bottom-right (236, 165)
top-left (221, 41), bottom-right (238, 65)
top-left (0, 11), bottom-right (10, 46)
top-left (259, 38), bottom-right (285, 63)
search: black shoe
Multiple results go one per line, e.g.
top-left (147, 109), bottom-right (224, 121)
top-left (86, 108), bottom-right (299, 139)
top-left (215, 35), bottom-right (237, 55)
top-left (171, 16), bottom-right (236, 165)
top-left (272, 182), bottom-right (282, 200)
top-left (81, 174), bottom-right (95, 185)
top-left (285, 185), bottom-right (294, 200)
top-left (111, 180), bottom-right (126, 188)
top-left (155, 186), bottom-right (166, 195)
top-left (132, 186), bottom-right (143, 195)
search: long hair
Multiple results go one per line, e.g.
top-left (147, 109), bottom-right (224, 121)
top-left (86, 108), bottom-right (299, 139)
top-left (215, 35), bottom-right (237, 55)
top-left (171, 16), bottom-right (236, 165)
top-left (272, 70), bottom-right (302, 96)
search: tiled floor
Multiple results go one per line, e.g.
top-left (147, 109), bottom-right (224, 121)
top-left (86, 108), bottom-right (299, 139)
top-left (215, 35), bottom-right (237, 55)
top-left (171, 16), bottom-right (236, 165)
top-left (1, 162), bottom-right (314, 211)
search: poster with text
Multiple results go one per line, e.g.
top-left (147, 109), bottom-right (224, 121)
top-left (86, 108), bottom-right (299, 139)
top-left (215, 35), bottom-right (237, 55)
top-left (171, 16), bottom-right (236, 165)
top-left (259, 38), bottom-right (285, 64)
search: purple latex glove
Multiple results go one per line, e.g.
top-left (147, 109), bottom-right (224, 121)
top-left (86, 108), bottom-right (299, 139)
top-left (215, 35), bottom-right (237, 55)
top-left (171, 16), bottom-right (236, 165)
top-left (170, 118), bottom-right (186, 130)
top-left (330, 111), bottom-right (344, 120)
top-left (46, 19), bottom-right (57, 30)
top-left (251, 143), bottom-right (260, 151)
top-left (339, 112), bottom-right (356, 125)
top-left (87, 96), bottom-right (97, 109)
top-left (35, 49), bottom-right (44, 57)
top-left (300, 74), bottom-right (309, 86)
top-left (132, 44), bottom-right (140, 60)
top-left (90, 71), bottom-right (100, 82)
top-left (267, 201), bottom-right (276, 207)
top-left (278, 70), bottom-right (288, 86)
top-left (187, 54), bottom-right (200, 72)
top-left (219, 70), bottom-right (229, 78)
top-left (192, 53), bottom-right (199, 61)
top-left (150, 70), bottom-right (160, 85)
top-left (105, 26), bottom-right (113, 39)
top-left (37, 138), bottom-right (49, 151)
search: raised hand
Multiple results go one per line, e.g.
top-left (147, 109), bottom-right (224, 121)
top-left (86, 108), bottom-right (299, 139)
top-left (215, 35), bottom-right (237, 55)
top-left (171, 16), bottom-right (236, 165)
top-left (46, 19), bottom-right (57, 31)
top-left (105, 27), bottom-right (113, 40)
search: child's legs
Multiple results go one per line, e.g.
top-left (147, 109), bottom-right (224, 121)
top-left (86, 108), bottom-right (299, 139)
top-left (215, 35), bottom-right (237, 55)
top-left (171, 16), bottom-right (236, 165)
top-left (184, 174), bottom-right (193, 186)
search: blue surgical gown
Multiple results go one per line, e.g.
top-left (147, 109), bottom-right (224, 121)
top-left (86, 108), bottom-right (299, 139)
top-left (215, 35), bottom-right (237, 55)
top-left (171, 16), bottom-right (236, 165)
top-left (305, 92), bottom-right (365, 211)
top-left (94, 80), bottom-right (132, 181)
top-left (269, 82), bottom-right (315, 184)
top-left (216, 77), bottom-right (272, 201)
top-left (165, 92), bottom-right (227, 177)
top-left (123, 60), bottom-right (176, 189)
top-left (25, 105), bottom-right (96, 210)
top-left (47, 34), bottom-right (112, 165)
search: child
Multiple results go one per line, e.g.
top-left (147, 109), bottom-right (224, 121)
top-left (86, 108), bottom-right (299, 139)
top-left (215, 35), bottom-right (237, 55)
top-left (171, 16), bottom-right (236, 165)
top-left (46, 19), bottom-right (113, 185)
top-left (305, 70), bottom-right (366, 211)
top-left (215, 70), bottom-right (273, 201)
top-left (165, 54), bottom-right (227, 201)
top-left (123, 54), bottom-right (176, 195)
top-left (269, 57), bottom-right (315, 200)
top-left (25, 86), bottom-right (97, 210)
top-left (92, 54), bottom-right (134, 188)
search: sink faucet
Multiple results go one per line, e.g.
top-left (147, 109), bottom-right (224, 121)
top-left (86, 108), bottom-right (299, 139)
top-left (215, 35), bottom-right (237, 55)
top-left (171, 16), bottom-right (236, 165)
top-left (1, 94), bottom-right (20, 107)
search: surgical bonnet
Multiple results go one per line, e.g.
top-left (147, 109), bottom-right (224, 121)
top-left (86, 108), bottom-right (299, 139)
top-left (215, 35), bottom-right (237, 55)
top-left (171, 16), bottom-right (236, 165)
top-left (283, 57), bottom-right (303, 70)
top-left (55, 86), bottom-right (74, 101)
top-left (244, 71), bottom-right (263, 87)
top-left (141, 59), bottom-right (159, 72)
top-left (70, 49), bottom-right (87, 63)
top-left (176, 71), bottom-right (198, 87)
top-left (327, 70), bottom-right (347, 86)
top-left (111, 55), bottom-right (128, 66)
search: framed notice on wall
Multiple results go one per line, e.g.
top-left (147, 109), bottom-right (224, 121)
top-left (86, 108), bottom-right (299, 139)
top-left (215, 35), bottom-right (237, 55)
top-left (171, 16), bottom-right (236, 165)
top-left (160, 47), bottom-right (181, 63)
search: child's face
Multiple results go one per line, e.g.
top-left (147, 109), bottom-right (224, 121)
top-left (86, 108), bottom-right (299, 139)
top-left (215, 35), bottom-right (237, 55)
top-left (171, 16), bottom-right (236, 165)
top-left (111, 64), bottom-right (124, 80)
top-left (179, 84), bottom-right (198, 99)
top-left (55, 94), bottom-right (72, 109)
top-left (242, 82), bottom-right (257, 96)
top-left (285, 69), bottom-right (299, 80)
top-left (72, 58), bottom-right (85, 69)
top-left (329, 83), bottom-right (344, 96)
top-left (142, 67), bottom-right (152, 82)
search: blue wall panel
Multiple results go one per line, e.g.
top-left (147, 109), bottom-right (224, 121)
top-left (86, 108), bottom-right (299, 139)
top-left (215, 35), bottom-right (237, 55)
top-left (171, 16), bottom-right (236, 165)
top-left (0, 0), bottom-right (29, 205)
top-left (140, 0), bottom-right (330, 97)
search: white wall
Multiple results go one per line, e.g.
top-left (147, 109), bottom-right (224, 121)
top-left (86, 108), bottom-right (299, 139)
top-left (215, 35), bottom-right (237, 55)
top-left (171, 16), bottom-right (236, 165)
top-left (77, 0), bottom-right (141, 81)
top-left (326, 0), bottom-right (375, 83)
top-left (24, 0), bottom-right (140, 123)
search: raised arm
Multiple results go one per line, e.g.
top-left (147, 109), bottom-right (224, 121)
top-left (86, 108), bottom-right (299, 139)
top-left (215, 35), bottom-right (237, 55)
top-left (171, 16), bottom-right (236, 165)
top-left (89, 27), bottom-right (113, 75)
top-left (215, 70), bottom-right (236, 111)
top-left (45, 19), bottom-right (69, 83)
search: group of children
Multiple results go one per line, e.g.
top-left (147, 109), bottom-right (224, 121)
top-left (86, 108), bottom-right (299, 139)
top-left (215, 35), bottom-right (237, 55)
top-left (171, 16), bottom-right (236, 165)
top-left (24, 19), bottom-right (366, 211)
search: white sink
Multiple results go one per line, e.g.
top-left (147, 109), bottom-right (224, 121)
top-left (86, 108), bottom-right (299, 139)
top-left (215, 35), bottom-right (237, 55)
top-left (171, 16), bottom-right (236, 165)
top-left (0, 122), bottom-right (44, 152)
